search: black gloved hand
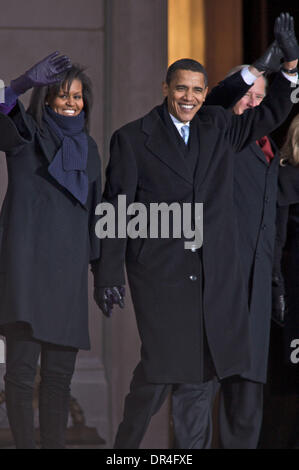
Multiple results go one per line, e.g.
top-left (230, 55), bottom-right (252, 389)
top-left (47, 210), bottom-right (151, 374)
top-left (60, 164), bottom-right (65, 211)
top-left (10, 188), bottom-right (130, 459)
top-left (272, 274), bottom-right (287, 327)
top-left (252, 41), bottom-right (283, 73)
top-left (94, 286), bottom-right (125, 317)
top-left (10, 51), bottom-right (72, 96)
top-left (274, 12), bottom-right (299, 62)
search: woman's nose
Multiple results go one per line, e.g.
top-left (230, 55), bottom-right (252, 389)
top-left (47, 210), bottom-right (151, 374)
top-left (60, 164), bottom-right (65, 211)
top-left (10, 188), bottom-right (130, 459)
top-left (66, 96), bottom-right (75, 106)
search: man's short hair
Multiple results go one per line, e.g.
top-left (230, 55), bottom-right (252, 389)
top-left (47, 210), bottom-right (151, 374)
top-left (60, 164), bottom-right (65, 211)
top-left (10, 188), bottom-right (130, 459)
top-left (166, 58), bottom-right (208, 87)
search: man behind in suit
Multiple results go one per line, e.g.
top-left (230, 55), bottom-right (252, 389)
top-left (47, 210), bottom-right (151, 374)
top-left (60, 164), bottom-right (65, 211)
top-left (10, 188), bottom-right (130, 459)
top-left (205, 12), bottom-right (299, 448)
top-left (206, 68), bottom-right (279, 449)
top-left (92, 16), bottom-right (297, 448)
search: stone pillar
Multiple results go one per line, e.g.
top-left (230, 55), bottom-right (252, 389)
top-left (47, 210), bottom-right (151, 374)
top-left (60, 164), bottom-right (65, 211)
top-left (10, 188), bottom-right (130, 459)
top-left (204, 0), bottom-right (243, 87)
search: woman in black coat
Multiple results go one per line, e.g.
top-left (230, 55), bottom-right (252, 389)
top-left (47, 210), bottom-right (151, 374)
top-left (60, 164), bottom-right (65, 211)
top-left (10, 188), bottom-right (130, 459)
top-left (273, 113), bottom-right (299, 362)
top-left (0, 53), bottom-right (102, 448)
top-left (269, 113), bottom-right (299, 447)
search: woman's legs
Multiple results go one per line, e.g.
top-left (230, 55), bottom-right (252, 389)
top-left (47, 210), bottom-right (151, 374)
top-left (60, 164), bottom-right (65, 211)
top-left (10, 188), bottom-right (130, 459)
top-left (39, 342), bottom-right (78, 449)
top-left (4, 324), bottom-right (41, 449)
top-left (4, 323), bottom-right (78, 449)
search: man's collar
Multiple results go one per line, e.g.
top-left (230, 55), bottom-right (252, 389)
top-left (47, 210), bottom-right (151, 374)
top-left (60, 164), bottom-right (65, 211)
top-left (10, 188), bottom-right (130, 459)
top-left (169, 113), bottom-right (190, 128)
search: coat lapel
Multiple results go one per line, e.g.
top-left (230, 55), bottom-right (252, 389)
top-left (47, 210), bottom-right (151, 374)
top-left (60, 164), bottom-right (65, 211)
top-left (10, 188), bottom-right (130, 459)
top-left (36, 125), bottom-right (60, 164)
top-left (142, 106), bottom-right (193, 185)
top-left (249, 140), bottom-right (270, 166)
top-left (142, 105), bottom-right (226, 190)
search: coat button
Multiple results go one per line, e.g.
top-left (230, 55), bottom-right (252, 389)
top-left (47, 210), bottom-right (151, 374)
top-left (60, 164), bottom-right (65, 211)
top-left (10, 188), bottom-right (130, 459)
top-left (191, 245), bottom-right (197, 252)
top-left (265, 196), bottom-right (269, 203)
top-left (189, 275), bottom-right (197, 281)
top-left (262, 224), bottom-right (267, 230)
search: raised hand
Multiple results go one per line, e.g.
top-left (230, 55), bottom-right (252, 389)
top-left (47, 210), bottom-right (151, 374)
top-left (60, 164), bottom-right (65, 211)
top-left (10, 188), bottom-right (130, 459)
top-left (274, 12), bottom-right (299, 62)
top-left (252, 41), bottom-right (283, 73)
top-left (11, 52), bottom-right (72, 95)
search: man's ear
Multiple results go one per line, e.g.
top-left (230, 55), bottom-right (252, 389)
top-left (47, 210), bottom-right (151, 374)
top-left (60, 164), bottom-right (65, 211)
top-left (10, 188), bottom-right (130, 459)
top-left (203, 87), bottom-right (209, 101)
top-left (162, 81), bottom-right (169, 97)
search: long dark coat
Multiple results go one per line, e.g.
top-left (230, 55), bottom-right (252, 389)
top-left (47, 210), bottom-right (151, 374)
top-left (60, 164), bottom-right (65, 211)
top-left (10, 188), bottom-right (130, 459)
top-left (274, 164), bottom-right (299, 363)
top-left (0, 101), bottom-right (101, 349)
top-left (206, 72), bottom-right (280, 383)
top-left (93, 73), bottom-right (293, 383)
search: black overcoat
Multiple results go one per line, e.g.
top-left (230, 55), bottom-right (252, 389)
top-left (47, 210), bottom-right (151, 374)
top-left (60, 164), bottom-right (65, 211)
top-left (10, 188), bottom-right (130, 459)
top-left (94, 73), bottom-right (293, 383)
top-left (0, 101), bottom-right (102, 349)
top-left (207, 72), bottom-right (280, 383)
top-left (274, 164), bottom-right (299, 362)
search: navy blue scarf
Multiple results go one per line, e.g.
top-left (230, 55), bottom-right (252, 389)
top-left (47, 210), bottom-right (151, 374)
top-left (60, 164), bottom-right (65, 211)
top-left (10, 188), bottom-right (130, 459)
top-left (43, 106), bottom-right (89, 205)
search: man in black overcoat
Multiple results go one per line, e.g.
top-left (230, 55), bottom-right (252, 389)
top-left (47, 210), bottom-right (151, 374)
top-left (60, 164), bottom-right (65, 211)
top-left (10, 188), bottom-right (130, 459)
top-left (204, 13), bottom-right (299, 448)
top-left (93, 34), bottom-right (297, 447)
top-left (206, 69), bottom-right (289, 448)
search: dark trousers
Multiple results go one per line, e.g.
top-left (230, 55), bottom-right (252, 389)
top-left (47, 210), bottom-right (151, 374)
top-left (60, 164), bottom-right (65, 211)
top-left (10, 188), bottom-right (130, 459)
top-left (218, 377), bottom-right (264, 449)
top-left (4, 323), bottom-right (78, 449)
top-left (114, 362), bottom-right (217, 449)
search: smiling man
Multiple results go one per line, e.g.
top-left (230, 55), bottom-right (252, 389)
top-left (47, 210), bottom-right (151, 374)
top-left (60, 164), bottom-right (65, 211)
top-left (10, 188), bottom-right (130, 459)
top-left (92, 40), bottom-right (297, 447)
top-left (162, 66), bottom-right (208, 123)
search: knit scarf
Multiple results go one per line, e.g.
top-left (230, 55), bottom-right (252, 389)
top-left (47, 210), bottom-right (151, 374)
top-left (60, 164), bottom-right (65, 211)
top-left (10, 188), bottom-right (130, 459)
top-left (43, 106), bottom-right (88, 205)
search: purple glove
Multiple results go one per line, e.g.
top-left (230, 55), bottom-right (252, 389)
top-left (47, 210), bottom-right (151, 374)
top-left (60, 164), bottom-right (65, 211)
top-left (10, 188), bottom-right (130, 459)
top-left (274, 12), bottom-right (299, 62)
top-left (94, 286), bottom-right (125, 317)
top-left (0, 87), bottom-right (19, 114)
top-left (10, 51), bottom-right (72, 96)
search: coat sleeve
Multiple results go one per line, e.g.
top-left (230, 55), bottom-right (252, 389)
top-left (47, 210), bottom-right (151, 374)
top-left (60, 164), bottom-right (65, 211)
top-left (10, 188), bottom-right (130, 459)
top-left (205, 71), bottom-right (251, 109)
top-left (91, 128), bottom-right (138, 287)
top-left (226, 73), bottom-right (294, 152)
top-left (0, 100), bottom-right (35, 153)
top-left (88, 163), bottom-right (102, 262)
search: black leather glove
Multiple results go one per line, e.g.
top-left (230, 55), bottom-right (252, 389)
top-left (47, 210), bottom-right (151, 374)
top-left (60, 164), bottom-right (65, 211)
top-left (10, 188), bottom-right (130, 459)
top-left (252, 41), bottom-right (283, 73)
top-left (274, 12), bottom-right (299, 62)
top-left (93, 286), bottom-right (125, 317)
top-left (272, 274), bottom-right (287, 327)
top-left (10, 52), bottom-right (71, 96)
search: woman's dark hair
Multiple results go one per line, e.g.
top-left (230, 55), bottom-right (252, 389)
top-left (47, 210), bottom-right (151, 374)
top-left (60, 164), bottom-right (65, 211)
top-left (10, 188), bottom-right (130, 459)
top-left (166, 58), bottom-right (208, 88)
top-left (27, 64), bottom-right (93, 132)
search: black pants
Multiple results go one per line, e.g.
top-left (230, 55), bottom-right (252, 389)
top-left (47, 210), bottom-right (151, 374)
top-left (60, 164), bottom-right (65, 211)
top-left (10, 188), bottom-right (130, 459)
top-left (218, 377), bottom-right (264, 449)
top-left (114, 362), bottom-right (217, 449)
top-left (3, 323), bottom-right (78, 449)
